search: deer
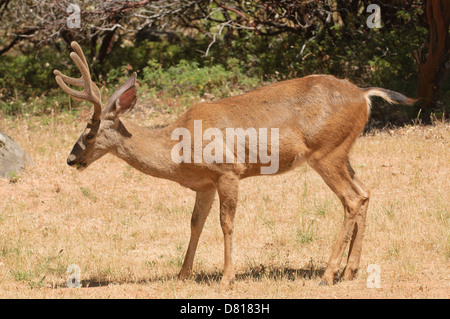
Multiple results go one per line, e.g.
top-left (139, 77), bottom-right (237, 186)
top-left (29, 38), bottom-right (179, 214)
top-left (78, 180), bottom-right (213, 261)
top-left (54, 42), bottom-right (416, 289)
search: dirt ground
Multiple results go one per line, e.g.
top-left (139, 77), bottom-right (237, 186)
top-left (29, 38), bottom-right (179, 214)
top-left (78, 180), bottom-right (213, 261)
top-left (0, 112), bottom-right (448, 299)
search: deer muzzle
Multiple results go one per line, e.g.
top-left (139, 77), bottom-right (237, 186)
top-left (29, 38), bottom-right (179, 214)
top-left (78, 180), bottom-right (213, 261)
top-left (67, 152), bottom-right (87, 170)
top-left (67, 154), bottom-right (77, 166)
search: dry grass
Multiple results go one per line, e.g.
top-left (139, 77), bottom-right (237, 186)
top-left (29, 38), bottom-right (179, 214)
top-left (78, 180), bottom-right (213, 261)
top-left (0, 111), bottom-right (448, 299)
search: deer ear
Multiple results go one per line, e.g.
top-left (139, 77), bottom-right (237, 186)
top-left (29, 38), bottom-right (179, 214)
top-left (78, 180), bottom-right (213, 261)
top-left (106, 72), bottom-right (138, 116)
top-left (115, 84), bottom-right (137, 114)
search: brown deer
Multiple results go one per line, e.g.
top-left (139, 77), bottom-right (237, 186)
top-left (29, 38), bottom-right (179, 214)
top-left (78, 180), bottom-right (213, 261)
top-left (54, 42), bottom-right (416, 288)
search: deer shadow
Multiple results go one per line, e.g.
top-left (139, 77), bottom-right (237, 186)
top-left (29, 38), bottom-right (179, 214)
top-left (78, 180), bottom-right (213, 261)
top-left (192, 264), bottom-right (326, 284)
top-left (66, 264), bottom-right (326, 288)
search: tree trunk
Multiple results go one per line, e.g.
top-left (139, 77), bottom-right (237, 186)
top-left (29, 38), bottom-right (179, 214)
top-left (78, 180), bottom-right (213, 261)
top-left (417, 0), bottom-right (450, 113)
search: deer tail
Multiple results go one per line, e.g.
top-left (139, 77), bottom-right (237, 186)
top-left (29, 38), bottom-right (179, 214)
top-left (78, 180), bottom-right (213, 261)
top-left (362, 87), bottom-right (417, 105)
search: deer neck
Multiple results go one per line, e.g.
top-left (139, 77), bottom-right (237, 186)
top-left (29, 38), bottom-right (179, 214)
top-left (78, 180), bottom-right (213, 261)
top-left (112, 119), bottom-right (178, 181)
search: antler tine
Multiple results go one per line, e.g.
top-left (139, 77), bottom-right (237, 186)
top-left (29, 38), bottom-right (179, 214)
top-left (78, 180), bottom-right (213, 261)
top-left (55, 74), bottom-right (89, 101)
top-left (53, 70), bottom-right (85, 86)
top-left (71, 42), bottom-right (89, 69)
top-left (71, 42), bottom-right (101, 103)
top-left (54, 41), bottom-right (102, 121)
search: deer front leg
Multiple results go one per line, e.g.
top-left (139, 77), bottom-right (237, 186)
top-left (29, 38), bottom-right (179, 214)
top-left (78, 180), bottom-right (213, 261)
top-left (216, 173), bottom-right (239, 290)
top-left (179, 188), bottom-right (216, 280)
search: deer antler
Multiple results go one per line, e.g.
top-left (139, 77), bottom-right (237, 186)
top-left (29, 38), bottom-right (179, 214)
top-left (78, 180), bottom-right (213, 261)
top-left (54, 42), bottom-right (102, 121)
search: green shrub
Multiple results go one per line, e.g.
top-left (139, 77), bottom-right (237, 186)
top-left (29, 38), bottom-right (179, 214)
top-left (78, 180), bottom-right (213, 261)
top-left (141, 58), bottom-right (259, 99)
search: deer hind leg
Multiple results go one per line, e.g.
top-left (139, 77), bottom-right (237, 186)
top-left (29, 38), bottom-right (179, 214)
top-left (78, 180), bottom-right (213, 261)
top-left (309, 156), bottom-right (368, 285)
top-left (342, 161), bottom-right (370, 280)
top-left (216, 173), bottom-right (239, 290)
top-left (179, 188), bottom-right (216, 280)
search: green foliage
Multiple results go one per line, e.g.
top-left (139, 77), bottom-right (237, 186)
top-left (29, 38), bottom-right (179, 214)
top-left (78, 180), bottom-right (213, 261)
top-left (0, 47), bottom-right (66, 100)
top-left (0, 45), bottom-right (77, 115)
top-left (102, 39), bottom-right (207, 86)
top-left (141, 58), bottom-right (258, 99)
top-left (0, 2), bottom-right (442, 125)
top-left (296, 218), bottom-right (316, 245)
top-left (0, 91), bottom-right (74, 116)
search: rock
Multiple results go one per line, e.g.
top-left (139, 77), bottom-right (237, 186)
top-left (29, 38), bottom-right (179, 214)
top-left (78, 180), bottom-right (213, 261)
top-left (0, 132), bottom-right (34, 178)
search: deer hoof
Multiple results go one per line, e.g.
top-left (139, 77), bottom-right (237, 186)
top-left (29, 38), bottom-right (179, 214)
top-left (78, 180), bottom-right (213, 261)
top-left (342, 268), bottom-right (358, 281)
top-left (219, 277), bottom-right (234, 292)
top-left (178, 270), bottom-right (192, 281)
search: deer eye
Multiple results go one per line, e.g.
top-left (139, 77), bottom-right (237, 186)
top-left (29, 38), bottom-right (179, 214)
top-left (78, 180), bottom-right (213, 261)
top-left (85, 133), bottom-right (95, 141)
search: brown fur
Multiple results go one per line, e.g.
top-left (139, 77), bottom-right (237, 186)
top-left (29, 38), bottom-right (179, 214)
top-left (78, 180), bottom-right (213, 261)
top-left (55, 43), bottom-right (416, 288)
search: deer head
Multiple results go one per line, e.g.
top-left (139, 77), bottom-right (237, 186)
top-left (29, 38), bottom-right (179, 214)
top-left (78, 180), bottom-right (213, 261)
top-left (54, 42), bottom-right (138, 170)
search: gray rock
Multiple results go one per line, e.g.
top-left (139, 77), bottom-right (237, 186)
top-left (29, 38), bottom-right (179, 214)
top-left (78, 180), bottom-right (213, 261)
top-left (0, 132), bottom-right (34, 178)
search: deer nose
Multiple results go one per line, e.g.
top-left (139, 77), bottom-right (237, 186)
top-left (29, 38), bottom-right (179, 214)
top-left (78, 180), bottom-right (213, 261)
top-left (67, 154), bottom-right (77, 166)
